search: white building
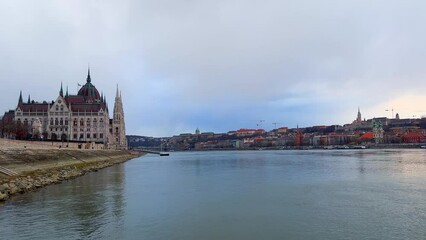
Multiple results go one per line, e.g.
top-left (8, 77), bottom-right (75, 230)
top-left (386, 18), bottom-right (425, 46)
top-left (13, 69), bottom-right (127, 149)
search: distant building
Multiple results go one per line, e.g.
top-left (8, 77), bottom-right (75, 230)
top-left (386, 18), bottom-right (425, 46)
top-left (3, 69), bottom-right (127, 149)
top-left (195, 128), bottom-right (200, 135)
top-left (356, 107), bottom-right (362, 123)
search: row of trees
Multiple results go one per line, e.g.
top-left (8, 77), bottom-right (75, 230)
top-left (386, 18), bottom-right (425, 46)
top-left (0, 119), bottom-right (57, 140)
top-left (0, 118), bottom-right (27, 139)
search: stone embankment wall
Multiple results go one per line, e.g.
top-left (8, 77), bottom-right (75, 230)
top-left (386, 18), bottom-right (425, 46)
top-left (0, 149), bottom-right (143, 202)
top-left (0, 138), bottom-right (105, 150)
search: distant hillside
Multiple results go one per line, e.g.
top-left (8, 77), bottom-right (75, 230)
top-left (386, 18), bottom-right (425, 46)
top-left (126, 135), bottom-right (169, 149)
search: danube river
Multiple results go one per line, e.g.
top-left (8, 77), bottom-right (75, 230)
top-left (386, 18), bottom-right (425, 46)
top-left (1, 150), bottom-right (426, 239)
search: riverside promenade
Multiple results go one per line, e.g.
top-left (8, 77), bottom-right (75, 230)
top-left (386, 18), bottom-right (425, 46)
top-left (0, 138), bottom-right (143, 202)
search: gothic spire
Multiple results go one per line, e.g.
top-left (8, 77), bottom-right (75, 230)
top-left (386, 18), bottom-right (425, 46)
top-left (86, 68), bottom-right (91, 83)
top-left (101, 91), bottom-right (104, 102)
top-left (66, 86), bottom-right (69, 97)
top-left (357, 107), bottom-right (362, 122)
top-left (116, 84), bottom-right (119, 99)
top-left (60, 82), bottom-right (64, 97)
top-left (18, 90), bottom-right (23, 104)
top-left (105, 95), bottom-right (108, 111)
top-left (27, 94), bottom-right (31, 104)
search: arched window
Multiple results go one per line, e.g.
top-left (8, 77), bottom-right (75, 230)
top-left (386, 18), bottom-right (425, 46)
top-left (80, 119), bottom-right (84, 126)
top-left (65, 118), bottom-right (69, 125)
top-left (86, 118), bottom-right (91, 126)
top-left (50, 118), bottom-right (53, 125)
top-left (55, 118), bottom-right (59, 125)
top-left (60, 118), bottom-right (63, 125)
top-left (73, 118), bottom-right (77, 126)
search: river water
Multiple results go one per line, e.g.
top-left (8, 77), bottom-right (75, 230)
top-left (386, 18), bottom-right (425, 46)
top-left (1, 150), bottom-right (426, 239)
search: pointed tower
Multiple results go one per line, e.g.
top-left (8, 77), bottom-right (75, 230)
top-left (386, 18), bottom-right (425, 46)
top-left (18, 91), bottom-right (23, 106)
top-left (87, 68), bottom-right (91, 83)
top-left (356, 107), bottom-right (362, 123)
top-left (112, 85), bottom-right (127, 149)
top-left (27, 95), bottom-right (31, 104)
top-left (65, 86), bottom-right (69, 97)
top-left (59, 82), bottom-right (64, 97)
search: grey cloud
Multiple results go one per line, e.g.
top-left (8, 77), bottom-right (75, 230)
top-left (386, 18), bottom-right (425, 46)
top-left (1, 0), bottom-right (426, 136)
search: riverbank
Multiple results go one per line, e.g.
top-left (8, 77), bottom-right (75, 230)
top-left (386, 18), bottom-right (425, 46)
top-left (0, 139), bottom-right (144, 202)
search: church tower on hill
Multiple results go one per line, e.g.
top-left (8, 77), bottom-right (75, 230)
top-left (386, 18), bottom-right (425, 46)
top-left (356, 107), bottom-right (362, 123)
top-left (111, 85), bottom-right (127, 149)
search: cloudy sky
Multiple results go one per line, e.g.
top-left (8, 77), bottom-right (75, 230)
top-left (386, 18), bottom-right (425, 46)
top-left (1, 0), bottom-right (426, 137)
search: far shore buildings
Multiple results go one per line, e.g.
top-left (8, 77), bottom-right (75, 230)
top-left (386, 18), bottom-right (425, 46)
top-left (1, 69), bottom-right (127, 149)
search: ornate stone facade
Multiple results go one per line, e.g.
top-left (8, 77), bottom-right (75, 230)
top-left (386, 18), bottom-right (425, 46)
top-left (11, 69), bottom-right (127, 149)
top-left (110, 85), bottom-right (127, 149)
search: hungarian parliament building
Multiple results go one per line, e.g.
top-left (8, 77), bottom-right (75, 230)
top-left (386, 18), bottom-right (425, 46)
top-left (2, 69), bottom-right (127, 150)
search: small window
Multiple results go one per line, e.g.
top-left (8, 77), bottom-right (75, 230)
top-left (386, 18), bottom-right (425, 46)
top-left (100, 133), bottom-right (103, 139)
top-left (87, 133), bottom-right (90, 139)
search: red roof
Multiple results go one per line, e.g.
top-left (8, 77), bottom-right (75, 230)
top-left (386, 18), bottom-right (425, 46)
top-left (236, 128), bottom-right (265, 133)
top-left (64, 95), bottom-right (86, 104)
top-left (18, 103), bottom-right (49, 112)
top-left (70, 103), bottom-right (107, 112)
top-left (359, 132), bottom-right (373, 139)
top-left (404, 132), bottom-right (423, 138)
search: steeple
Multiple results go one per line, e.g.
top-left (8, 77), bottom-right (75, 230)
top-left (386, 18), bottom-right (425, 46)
top-left (101, 92), bottom-right (104, 102)
top-left (60, 82), bottom-right (64, 97)
top-left (86, 68), bottom-right (91, 83)
top-left (113, 85), bottom-right (127, 149)
top-left (65, 86), bottom-right (69, 97)
top-left (18, 90), bottom-right (23, 104)
top-left (27, 95), bottom-right (31, 104)
top-left (357, 107), bottom-right (362, 122)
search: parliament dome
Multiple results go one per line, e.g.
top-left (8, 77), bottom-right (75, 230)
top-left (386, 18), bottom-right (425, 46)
top-left (77, 69), bottom-right (101, 101)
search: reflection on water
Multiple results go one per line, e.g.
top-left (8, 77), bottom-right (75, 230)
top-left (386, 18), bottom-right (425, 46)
top-left (1, 150), bottom-right (426, 239)
top-left (0, 164), bottom-right (126, 240)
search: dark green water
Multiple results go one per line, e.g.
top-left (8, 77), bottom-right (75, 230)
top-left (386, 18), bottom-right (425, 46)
top-left (1, 150), bottom-right (426, 239)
